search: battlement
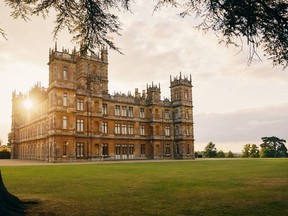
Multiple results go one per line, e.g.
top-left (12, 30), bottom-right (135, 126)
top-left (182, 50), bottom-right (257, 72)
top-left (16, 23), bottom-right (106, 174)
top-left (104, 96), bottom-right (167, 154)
top-left (170, 72), bottom-right (192, 88)
top-left (48, 43), bottom-right (108, 63)
top-left (147, 82), bottom-right (161, 93)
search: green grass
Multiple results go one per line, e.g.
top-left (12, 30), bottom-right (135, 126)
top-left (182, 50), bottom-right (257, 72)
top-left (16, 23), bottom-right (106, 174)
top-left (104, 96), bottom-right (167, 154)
top-left (1, 159), bottom-right (288, 216)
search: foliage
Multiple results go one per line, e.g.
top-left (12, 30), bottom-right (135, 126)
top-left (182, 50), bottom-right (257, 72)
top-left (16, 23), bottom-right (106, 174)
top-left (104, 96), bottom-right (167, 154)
top-left (204, 141), bottom-right (217, 157)
top-left (156, 0), bottom-right (288, 68)
top-left (2, 160), bottom-right (288, 215)
top-left (226, 150), bottom-right (234, 158)
top-left (3, 0), bottom-right (288, 67)
top-left (241, 144), bottom-right (260, 158)
top-left (4, 0), bottom-right (131, 54)
top-left (217, 150), bottom-right (225, 158)
top-left (260, 136), bottom-right (287, 158)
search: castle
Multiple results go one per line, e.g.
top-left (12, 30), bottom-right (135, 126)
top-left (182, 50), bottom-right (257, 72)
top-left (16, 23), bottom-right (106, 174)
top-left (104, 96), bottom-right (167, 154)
top-left (11, 46), bottom-right (194, 162)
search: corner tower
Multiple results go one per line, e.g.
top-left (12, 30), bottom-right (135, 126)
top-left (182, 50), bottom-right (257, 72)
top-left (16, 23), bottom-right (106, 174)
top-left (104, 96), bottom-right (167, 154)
top-left (170, 72), bottom-right (194, 159)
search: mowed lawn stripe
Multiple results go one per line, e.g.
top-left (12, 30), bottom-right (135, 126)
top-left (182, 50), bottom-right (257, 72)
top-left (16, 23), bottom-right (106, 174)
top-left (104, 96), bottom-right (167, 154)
top-left (1, 159), bottom-right (288, 216)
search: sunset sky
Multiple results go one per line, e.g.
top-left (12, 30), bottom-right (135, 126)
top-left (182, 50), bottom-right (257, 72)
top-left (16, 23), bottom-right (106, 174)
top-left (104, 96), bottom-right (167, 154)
top-left (1, 2), bottom-right (287, 152)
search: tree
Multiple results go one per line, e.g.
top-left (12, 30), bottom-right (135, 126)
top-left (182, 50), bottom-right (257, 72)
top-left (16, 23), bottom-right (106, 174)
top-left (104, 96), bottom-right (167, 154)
top-left (250, 144), bottom-right (260, 158)
top-left (260, 136), bottom-right (287, 158)
top-left (241, 144), bottom-right (259, 158)
top-left (226, 150), bottom-right (234, 158)
top-left (241, 144), bottom-right (251, 158)
top-left (2, 0), bottom-right (287, 67)
top-left (217, 150), bottom-right (225, 158)
top-left (203, 142), bottom-right (217, 158)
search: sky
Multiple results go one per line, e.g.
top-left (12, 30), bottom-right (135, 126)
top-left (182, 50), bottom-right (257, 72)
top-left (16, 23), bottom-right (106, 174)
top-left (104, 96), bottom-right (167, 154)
top-left (1, 2), bottom-right (288, 152)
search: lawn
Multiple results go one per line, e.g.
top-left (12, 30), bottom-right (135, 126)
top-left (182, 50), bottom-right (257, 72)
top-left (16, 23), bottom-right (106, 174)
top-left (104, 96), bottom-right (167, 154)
top-left (1, 159), bottom-right (288, 216)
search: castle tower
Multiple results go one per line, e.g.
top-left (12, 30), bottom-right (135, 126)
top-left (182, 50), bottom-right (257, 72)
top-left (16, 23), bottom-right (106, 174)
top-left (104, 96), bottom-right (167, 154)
top-left (146, 83), bottom-right (161, 105)
top-left (170, 72), bottom-right (194, 159)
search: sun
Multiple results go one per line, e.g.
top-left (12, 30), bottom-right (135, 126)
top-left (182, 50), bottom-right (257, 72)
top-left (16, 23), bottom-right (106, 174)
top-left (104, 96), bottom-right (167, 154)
top-left (23, 99), bottom-right (32, 109)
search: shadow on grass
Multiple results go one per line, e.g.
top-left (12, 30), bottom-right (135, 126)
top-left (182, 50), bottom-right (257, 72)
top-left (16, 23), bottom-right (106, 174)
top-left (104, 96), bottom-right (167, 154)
top-left (0, 170), bottom-right (57, 216)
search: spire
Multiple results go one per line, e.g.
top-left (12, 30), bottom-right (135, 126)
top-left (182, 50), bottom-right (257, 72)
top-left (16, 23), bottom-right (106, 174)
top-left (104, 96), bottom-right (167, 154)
top-left (54, 41), bottom-right (57, 51)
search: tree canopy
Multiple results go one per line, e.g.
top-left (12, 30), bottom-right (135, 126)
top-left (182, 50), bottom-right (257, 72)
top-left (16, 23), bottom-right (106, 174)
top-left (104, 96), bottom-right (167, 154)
top-left (260, 136), bottom-right (287, 158)
top-left (2, 0), bottom-right (288, 67)
top-left (204, 142), bottom-right (217, 158)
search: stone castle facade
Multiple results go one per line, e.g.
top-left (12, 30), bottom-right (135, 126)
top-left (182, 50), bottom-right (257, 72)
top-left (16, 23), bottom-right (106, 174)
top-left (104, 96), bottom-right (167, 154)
top-left (11, 46), bottom-right (194, 162)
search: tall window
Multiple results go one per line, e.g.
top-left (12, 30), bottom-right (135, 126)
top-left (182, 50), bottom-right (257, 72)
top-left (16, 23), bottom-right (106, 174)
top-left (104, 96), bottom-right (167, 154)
top-left (102, 144), bottom-right (108, 157)
top-left (175, 126), bottom-right (179, 135)
top-left (187, 144), bottom-right (190, 155)
top-left (165, 144), bottom-right (171, 155)
top-left (140, 125), bottom-right (145, 135)
top-left (140, 108), bottom-right (145, 118)
top-left (186, 126), bottom-right (190, 136)
top-left (164, 110), bottom-right (170, 119)
top-left (184, 90), bottom-right (188, 100)
top-left (140, 144), bottom-right (146, 156)
top-left (128, 107), bottom-right (134, 117)
top-left (128, 124), bottom-right (134, 135)
top-left (165, 126), bottom-right (170, 136)
top-left (115, 105), bottom-right (120, 116)
top-left (77, 119), bottom-right (84, 131)
top-left (63, 67), bottom-right (68, 80)
top-left (175, 143), bottom-right (180, 155)
top-left (122, 106), bottom-right (127, 116)
top-left (76, 143), bottom-right (84, 157)
top-left (102, 122), bottom-right (108, 134)
top-left (63, 116), bottom-right (67, 129)
top-left (174, 91), bottom-right (178, 100)
top-left (102, 104), bottom-right (108, 115)
top-left (115, 123), bottom-right (121, 134)
top-left (185, 109), bottom-right (189, 119)
top-left (77, 99), bottom-right (84, 111)
top-left (121, 124), bottom-right (127, 134)
top-left (63, 93), bottom-right (67, 106)
top-left (63, 141), bottom-right (68, 156)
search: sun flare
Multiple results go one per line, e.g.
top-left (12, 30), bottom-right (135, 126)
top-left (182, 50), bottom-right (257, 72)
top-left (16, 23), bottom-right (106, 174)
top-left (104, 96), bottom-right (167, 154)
top-left (23, 99), bottom-right (32, 109)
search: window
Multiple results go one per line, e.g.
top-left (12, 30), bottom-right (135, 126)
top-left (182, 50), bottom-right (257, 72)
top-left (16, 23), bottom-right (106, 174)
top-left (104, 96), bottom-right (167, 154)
top-left (174, 109), bottom-right (180, 119)
top-left (128, 107), bottom-right (134, 117)
top-left (122, 106), bottom-right (127, 116)
top-left (121, 124), bottom-right (127, 134)
top-left (140, 125), bottom-right (145, 135)
top-left (63, 93), bottom-right (67, 106)
top-left (129, 144), bottom-right (134, 159)
top-left (102, 122), bottom-right (108, 134)
top-left (187, 144), bottom-right (190, 155)
top-left (140, 144), bottom-right (146, 156)
top-left (174, 91), bottom-right (178, 100)
top-left (116, 144), bottom-right (121, 158)
top-left (102, 144), bottom-right (108, 157)
top-left (77, 119), bottom-right (84, 132)
top-left (102, 104), bottom-right (107, 115)
top-left (115, 123), bottom-right (121, 134)
top-left (115, 105), bottom-right (120, 116)
top-left (140, 108), bottom-right (145, 118)
top-left (77, 99), bottom-right (84, 111)
top-left (175, 126), bottom-right (179, 135)
top-left (165, 126), bottom-right (170, 136)
top-left (76, 143), bottom-right (84, 157)
top-left (63, 141), bottom-right (68, 156)
top-left (63, 67), bottom-right (68, 80)
top-left (186, 126), bottom-right (190, 136)
top-left (175, 143), bottom-right (180, 155)
top-left (165, 144), bottom-right (171, 155)
top-left (184, 90), bottom-right (188, 100)
top-left (185, 109), bottom-right (189, 119)
top-left (128, 124), bottom-right (134, 135)
top-left (164, 110), bottom-right (170, 120)
top-left (63, 116), bottom-right (67, 129)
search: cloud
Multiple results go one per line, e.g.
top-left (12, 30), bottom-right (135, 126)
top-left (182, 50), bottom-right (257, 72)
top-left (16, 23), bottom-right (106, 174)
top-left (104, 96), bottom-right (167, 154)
top-left (195, 103), bottom-right (288, 145)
